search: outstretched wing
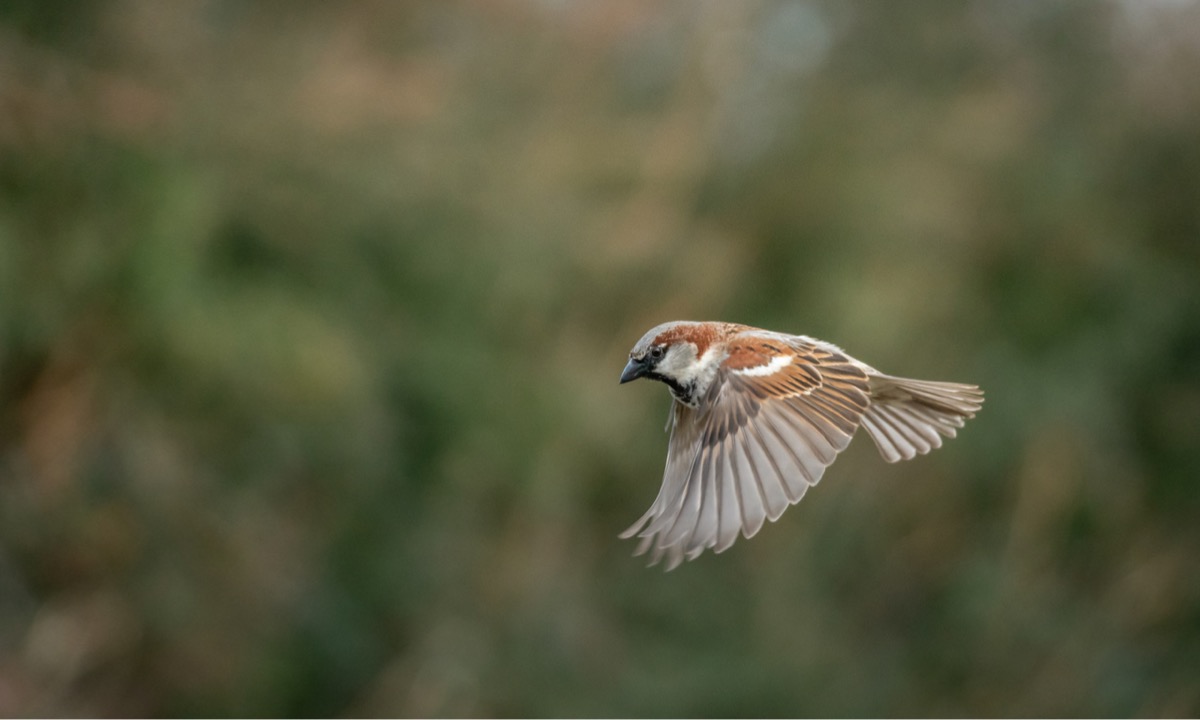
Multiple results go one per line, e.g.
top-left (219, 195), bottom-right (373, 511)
top-left (621, 336), bottom-right (871, 570)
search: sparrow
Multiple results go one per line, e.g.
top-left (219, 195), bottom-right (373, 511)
top-left (619, 321), bottom-right (983, 570)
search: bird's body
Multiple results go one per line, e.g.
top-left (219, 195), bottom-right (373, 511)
top-left (619, 321), bottom-right (984, 570)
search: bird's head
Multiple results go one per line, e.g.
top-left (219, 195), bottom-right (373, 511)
top-left (620, 321), bottom-right (731, 405)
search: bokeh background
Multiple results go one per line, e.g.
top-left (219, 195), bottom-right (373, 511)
top-left (2, 0), bottom-right (1199, 716)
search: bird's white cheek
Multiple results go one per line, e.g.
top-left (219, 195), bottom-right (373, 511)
top-left (683, 345), bottom-right (724, 396)
top-left (657, 345), bottom-right (697, 378)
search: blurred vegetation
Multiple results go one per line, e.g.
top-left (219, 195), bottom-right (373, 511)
top-left (1, 0), bottom-right (1199, 716)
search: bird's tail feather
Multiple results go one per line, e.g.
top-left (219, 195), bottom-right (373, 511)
top-left (860, 374), bottom-right (984, 463)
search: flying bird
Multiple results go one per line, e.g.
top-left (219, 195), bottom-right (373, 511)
top-left (619, 321), bottom-right (983, 570)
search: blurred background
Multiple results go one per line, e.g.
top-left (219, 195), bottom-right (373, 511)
top-left (1, 0), bottom-right (1199, 716)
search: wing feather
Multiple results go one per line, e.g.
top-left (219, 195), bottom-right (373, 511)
top-left (860, 415), bottom-right (903, 463)
top-left (714, 434), bottom-right (742, 553)
top-left (737, 431), bottom-right (789, 523)
top-left (800, 392), bottom-right (865, 435)
top-left (755, 408), bottom-right (817, 491)
top-left (734, 442), bottom-right (767, 540)
top-left (772, 402), bottom-right (840, 464)
top-left (740, 416), bottom-right (803, 506)
top-left (621, 405), bottom-right (699, 542)
top-left (764, 406), bottom-right (836, 493)
top-left (688, 441), bottom-right (720, 557)
top-left (860, 374), bottom-right (983, 463)
top-left (876, 404), bottom-right (935, 454)
top-left (880, 404), bottom-right (942, 448)
top-left (865, 404), bottom-right (918, 460)
top-left (660, 450), bottom-right (706, 549)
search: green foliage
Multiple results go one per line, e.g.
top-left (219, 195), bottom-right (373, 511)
top-left (1, 1), bottom-right (1198, 715)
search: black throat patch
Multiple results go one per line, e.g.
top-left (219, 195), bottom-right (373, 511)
top-left (647, 371), bottom-right (699, 408)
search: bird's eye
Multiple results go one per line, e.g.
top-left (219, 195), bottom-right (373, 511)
top-left (649, 345), bottom-right (666, 361)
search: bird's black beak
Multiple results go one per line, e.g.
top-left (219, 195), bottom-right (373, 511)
top-left (620, 356), bottom-right (649, 384)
